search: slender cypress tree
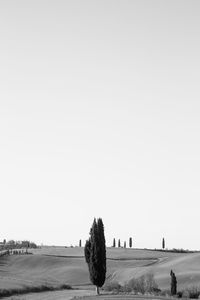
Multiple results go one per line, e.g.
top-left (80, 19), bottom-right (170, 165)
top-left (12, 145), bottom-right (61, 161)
top-left (84, 239), bottom-right (91, 264)
top-left (84, 218), bottom-right (106, 295)
top-left (124, 241), bottom-right (126, 248)
top-left (129, 237), bottom-right (132, 248)
top-left (113, 238), bottom-right (116, 248)
top-left (170, 270), bottom-right (177, 295)
top-left (97, 218), bottom-right (106, 287)
top-left (79, 239), bottom-right (82, 247)
top-left (162, 238), bottom-right (165, 249)
top-left (118, 239), bottom-right (121, 248)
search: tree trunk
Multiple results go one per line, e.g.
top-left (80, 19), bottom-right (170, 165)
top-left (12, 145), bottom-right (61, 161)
top-left (96, 286), bottom-right (100, 295)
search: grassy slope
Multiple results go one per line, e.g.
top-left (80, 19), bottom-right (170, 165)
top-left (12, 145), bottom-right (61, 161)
top-left (0, 247), bottom-right (199, 294)
top-left (107, 249), bottom-right (200, 290)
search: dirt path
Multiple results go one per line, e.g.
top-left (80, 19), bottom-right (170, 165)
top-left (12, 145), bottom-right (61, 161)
top-left (1, 289), bottom-right (95, 300)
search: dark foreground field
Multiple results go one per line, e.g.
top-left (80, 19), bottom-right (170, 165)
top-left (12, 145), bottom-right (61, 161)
top-left (0, 247), bottom-right (200, 299)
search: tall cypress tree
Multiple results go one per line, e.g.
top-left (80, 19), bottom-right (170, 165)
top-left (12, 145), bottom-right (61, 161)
top-left (162, 238), bottom-right (165, 249)
top-left (129, 237), bottom-right (132, 248)
top-left (79, 239), bottom-right (82, 247)
top-left (97, 218), bottom-right (106, 287)
top-left (118, 239), bottom-right (121, 248)
top-left (113, 238), bottom-right (116, 248)
top-left (84, 218), bottom-right (106, 295)
top-left (170, 270), bottom-right (177, 295)
top-left (124, 241), bottom-right (126, 248)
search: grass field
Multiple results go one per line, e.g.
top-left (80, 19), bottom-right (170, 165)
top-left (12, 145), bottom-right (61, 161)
top-left (0, 247), bottom-right (200, 299)
top-left (2, 289), bottom-right (95, 300)
top-left (2, 292), bottom-right (175, 300)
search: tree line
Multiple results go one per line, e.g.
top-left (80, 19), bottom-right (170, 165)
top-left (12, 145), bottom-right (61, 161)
top-left (112, 237), bottom-right (132, 248)
top-left (80, 237), bottom-right (166, 250)
top-left (1, 240), bottom-right (37, 250)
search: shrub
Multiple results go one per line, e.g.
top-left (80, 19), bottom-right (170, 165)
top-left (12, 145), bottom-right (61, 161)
top-left (103, 281), bottom-right (122, 292)
top-left (181, 287), bottom-right (200, 299)
top-left (122, 283), bottom-right (132, 293)
top-left (177, 291), bottom-right (183, 298)
top-left (145, 272), bottom-right (159, 292)
top-left (105, 273), bottom-right (159, 295)
top-left (126, 276), bottom-right (145, 294)
top-left (125, 273), bottom-right (159, 294)
top-left (103, 273), bottom-right (160, 296)
top-left (188, 287), bottom-right (200, 298)
top-left (182, 290), bottom-right (190, 298)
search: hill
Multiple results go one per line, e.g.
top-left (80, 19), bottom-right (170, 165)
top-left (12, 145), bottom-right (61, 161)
top-left (0, 246), bottom-right (199, 295)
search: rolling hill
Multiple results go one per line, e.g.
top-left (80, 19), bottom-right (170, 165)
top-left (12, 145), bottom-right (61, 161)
top-left (0, 246), bottom-right (199, 294)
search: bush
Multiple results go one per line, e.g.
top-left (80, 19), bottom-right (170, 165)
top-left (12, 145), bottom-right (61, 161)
top-left (188, 287), bottom-right (200, 298)
top-left (125, 273), bottom-right (159, 294)
top-left (182, 290), bottom-right (190, 298)
top-left (177, 291), bottom-right (183, 298)
top-left (145, 273), bottom-right (159, 292)
top-left (175, 287), bottom-right (200, 299)
top-left (104, 273), bottom-right (160, 295)
top-left (125, 276), bottom-right (145, 294)
top-left (103, 281), bottom-right (122, 292)
top-left (181, 287), bottom-right (200, 299)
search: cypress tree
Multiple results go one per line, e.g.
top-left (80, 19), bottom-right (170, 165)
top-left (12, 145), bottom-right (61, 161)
top-left (118, 239), bottom-right (121, 248)
top-left (113, 238), bottom-right (116, 248)
top-left (129, 237), bottom-right (132, 248)
top-left (79, 239), bottom-right (82, 247)
top-left (170, 270), bottom-right (177, 295)
top-left (84, 239), bottom-right (91, 264)
top-left (162, 238), bottom-right (165, 249)
top-left (97, 218), bottom-right (106, 287)
top-left (124, 241), bottom-right (126, 248)
top-left (84, 218), bottom-right (106, 295)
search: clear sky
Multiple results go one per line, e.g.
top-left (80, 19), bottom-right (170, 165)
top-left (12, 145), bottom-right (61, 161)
top-left (0, 0), bottom-right (200, 249)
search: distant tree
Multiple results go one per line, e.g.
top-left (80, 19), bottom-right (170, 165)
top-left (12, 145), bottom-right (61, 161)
top-left (3, 239), bottom-right (6, 245)
top-left (7, 240), bottom-right (15, 250)
top-left (118, 239), bottom-right (121, 248)
top-left (21, 240), bottom-right (30, 253)
top-left (129, 237), bottom-right (132, 248)
top-left (21, 240), bottom-right (30, 248)
top-left (4, 240), bottom-right (37, 250)
top-left (84, 218), bottom-right (106, 295)
top-left (124, 241), bottom-right (126, 248)
top-left (29, 242), bottom-right (37, 249)
top-left (113, 238), bottom-right (116, 248)
top-left (79, 239), bottom-right (82, 247)
top-left (7, 240), bottom-right (15, 245)
top-left (170, 270), bottom-right (177, 295)
top-left (162, 238), bottom-right (165, 249)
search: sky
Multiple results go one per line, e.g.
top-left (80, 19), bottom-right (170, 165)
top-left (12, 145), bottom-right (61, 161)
top-left (0, 0), bottom-right (200, 249)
